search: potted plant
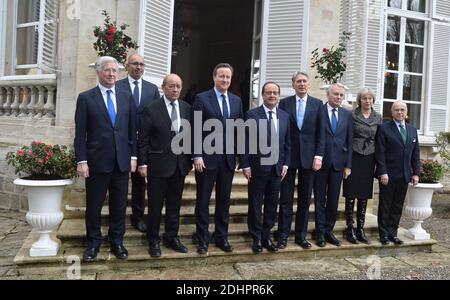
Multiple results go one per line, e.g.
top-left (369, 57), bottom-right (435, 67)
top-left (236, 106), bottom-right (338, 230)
top-left (404, 159), bottom-right (446, 240)
top-left (6, 141), bottom-right (77, 256)
top-left (91, 10), bottom-right (139, 68)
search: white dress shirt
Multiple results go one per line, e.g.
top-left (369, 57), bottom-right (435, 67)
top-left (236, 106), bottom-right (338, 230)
top-left (164, 96), bottom-right (181, 132)
top-left (128, 76), bottom-right (143, 104)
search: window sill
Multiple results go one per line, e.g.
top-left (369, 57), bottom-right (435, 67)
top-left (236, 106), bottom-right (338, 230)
top-left (0, 74), bottom-right (56, 81)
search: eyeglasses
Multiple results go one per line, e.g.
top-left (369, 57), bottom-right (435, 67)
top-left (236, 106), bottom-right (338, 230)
top-left (129, 62), bottom-right (146, 67)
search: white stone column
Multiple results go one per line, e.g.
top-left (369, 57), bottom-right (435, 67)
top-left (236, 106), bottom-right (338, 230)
top-left (3, 86), bottom-right (12, 116)
top-left (35, 86), bottom-right (45, 118)
top-left (18, 86), bottom-right (29, 117)
top-left (44, 85), bottom-right (56, 118)
top-left (10, 86), bottom-right (20, 116)
top-left (0, 87), bottom-right (4, 116)
top-left (27, 86), bottom-right (36, 118)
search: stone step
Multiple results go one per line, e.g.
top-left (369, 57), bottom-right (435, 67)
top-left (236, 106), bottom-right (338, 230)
top-left (57, 214), bottom-right (380, 247)
top-left (64, 202), bottom-right (355, 225)
top-left (14, 227), bottom-right (436, 276)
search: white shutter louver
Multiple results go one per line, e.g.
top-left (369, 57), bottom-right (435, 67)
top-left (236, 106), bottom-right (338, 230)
top-left (364, 0), bottom-right (384, 112)
top-left (427, 21), bottom-right (450, 134)
top-left (263, 0), bottom-right (307, 97)
top-left (37, 0), bottom-right (59, 73)
top-left (339, 0), bottom-right (365, 95)
top-left (140, 0), bottom-right (174, 87)
top-left (434, 0), bottom-right (450, 19)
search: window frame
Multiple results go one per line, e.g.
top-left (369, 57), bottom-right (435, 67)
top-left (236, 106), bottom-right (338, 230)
top-left (382, 0), bottom-right (431, 131)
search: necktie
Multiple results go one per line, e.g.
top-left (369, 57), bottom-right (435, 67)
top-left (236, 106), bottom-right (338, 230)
top-left (106, 90), bottom-right (116, 127)
top-left (170, 102), bottom-right (178, 133)
top-left (399, 124), bottom-right (407, 144)
top-left (268, 111), bottom-right (273, 147)
top-left (331, 108), bottom-right (338, 133)
top-left (133, 81), bottom-right (140, 108)
top-left (221, 94), bottom-right (229, 120)
top-left (297, 99), bottom-right (305, 130)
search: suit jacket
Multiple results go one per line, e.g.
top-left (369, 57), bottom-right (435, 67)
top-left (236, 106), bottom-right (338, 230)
top-left (192, 89), bottom-right (244, 170)
top-left (321, 104), bottom-right (353, 171)
top-left (279, 95), bottom-right (325, 169)
top-left (74, 86), bottom-right (137, 173)
top-left (375, 121), bottom-right (420, 183)
top-left (240, 106), bottom-right (291, 176)
top-left (116, 77), bottom-right (160, 130)
top-left (138, 98), bottom-right (193, 178)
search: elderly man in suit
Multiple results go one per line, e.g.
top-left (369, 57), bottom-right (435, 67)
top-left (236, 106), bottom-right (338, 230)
top-left (138, 74), bottom-right (192, 257)
top-left (74, 56), bottom-right (137, 262)
top-left (375, 100), bottom-right (420, 245)
top-left (276, 71), bottom-right (325, 250)
top-left (240, 82), bottom-right (291, 253)
top-left (314, 83), bottom-right (353, 247)
top-left (192, 63), bottom-right (244, 254)
top-left (116, 53), bottom-right (160, 233)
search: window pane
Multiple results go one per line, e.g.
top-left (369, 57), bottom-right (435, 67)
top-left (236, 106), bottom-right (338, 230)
top-left (17, 0), bottom-right (40, 24)
top-left (406, 19), bottom-right (424, 45)
top-left (384, 73), bottom-right (398, 99)
top-left (387, 0), bottom-right (402, 8)
top-left (16, 27), bottom-right (38, 65)
top-left (403, 75), bottom-right (422, 102)
top-left (382, 102), bottom-right (421, 129)
top-left (407, 0), bottom-right (426, 12)
top-left (387, 16), bottom-right (401, 42)
top-left (404, 46), bottom-right (423, 73)
top-left (255, 0), bottom-right (262, 36)
top-left (386, 44), bottom-right (399, 71)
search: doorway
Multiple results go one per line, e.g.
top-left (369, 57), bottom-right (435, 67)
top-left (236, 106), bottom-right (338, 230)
top-left (171, 0), bottom-right (254, 112)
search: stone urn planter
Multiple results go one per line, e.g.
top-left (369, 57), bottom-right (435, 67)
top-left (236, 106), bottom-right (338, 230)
top-left (14, 178), bottom-right (73, 257)
top-left (404, 182), bottom-right (443, 240)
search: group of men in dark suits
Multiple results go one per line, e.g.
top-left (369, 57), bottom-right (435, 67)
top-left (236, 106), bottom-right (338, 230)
top-left (74, 56), bottom-right (420, 261)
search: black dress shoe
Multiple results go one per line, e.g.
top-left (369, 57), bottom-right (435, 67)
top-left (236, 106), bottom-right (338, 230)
top-left (111, 244), bottom-right (128, 259)
top-left (316, 235), bottom-right (326, 247)
top-left (380, 236), bottom-right (390, 245)
top-left (252, 240), bottom-right (263, 254)
top-left (295, 239), bottom-right (312, 249)
top-left (148, 241), bottom-right (161, 257)
top-left (215, 239), bottom-right (233, 253)
top-left (197, 244), bottom-right (208, 255)
top-left (325, 233), bottom-right (341, 247)
top-left (164, 237), bottom-right (188, 253)
top-left (83, 247), bottom-right (99, 262)
top-left (131, 219), bottom-right (147, 233)
top-left (277, 238), bottom-right (288, 249)
top-left (388, 236), bottom-right (404, 245)
top-left (262, 239), bottom-right (278, 252)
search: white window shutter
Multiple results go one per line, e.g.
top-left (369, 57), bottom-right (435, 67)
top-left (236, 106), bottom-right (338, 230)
top-left (426, 22), bottom-right (450, 135)
top-left (261, 0), bottom-right (308, 98)
top-left (37, 0), bottom-right (59, 73)
top-left (433, 0), bottom-right (450, 19)
top-left (340, 0), bottom-right (365, 95)
top-left (140, 0), bottom-right (174, 87)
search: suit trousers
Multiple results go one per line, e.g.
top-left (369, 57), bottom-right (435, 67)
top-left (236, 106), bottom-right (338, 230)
top-left (278, 168), bottom-right (315, 241)
top-left (131, 171), bottom-right (146, 222)
top-left (147, 169), bottom-right (185, 243)
top-left (314, 167), bottom-right (343, 236)
top-left (85, 164), bottom-right (129, 248)
top-left (248, 167), bottom-right (281, 241)
top-left (195, 156), bottom-right (235, 246)
top-left (378, 179), bottom-right (408, 238)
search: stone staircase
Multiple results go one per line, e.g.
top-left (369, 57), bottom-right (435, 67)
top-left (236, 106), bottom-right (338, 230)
top-left (13, 171), bottom-right (436, 277)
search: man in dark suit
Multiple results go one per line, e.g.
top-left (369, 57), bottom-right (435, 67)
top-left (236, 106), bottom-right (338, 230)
top-left (375, 100), bottom-right (420, 245)
top-left (138, 74), bottom-right (192, 257)
top-left (74, 56), bottom-right (137, 262)
top-left (116, 53), bottom-right (160, 233)
top-left (314, 83), bottom-right (353, 247)
top-left (276, 72), bottom-right (325, 250)
top-left (240, 82), bottom-right (291, 253)
top-left (192, 63), bottom-right (244, 254)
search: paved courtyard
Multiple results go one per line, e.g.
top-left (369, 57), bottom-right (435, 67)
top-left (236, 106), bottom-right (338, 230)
top-left (1, 194), bottom-right (449, 280)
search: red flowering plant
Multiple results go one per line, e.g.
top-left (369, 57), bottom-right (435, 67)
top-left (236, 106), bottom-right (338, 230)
top-left (419, 159), bottom-right (446, 184)
top-left (5, 141), bottom-right (77, 180)
top-left (311, 32), bottom-right (351, 84)
top-left (93, 10), bottom-right (139, 65)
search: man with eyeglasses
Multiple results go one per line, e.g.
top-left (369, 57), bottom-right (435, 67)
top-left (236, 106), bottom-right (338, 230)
top-left (116, 53), bottom-right (160, 233)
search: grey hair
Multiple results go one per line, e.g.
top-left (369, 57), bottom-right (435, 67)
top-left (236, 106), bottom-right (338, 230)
top-left (356, 87), bottom-right (376, 107)
top-left (291, 71), bottom-right (309, 83)
top-left (95, 56), bottom-right (119, 72)
top-left (326, 83), bottom-right (346, 95)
